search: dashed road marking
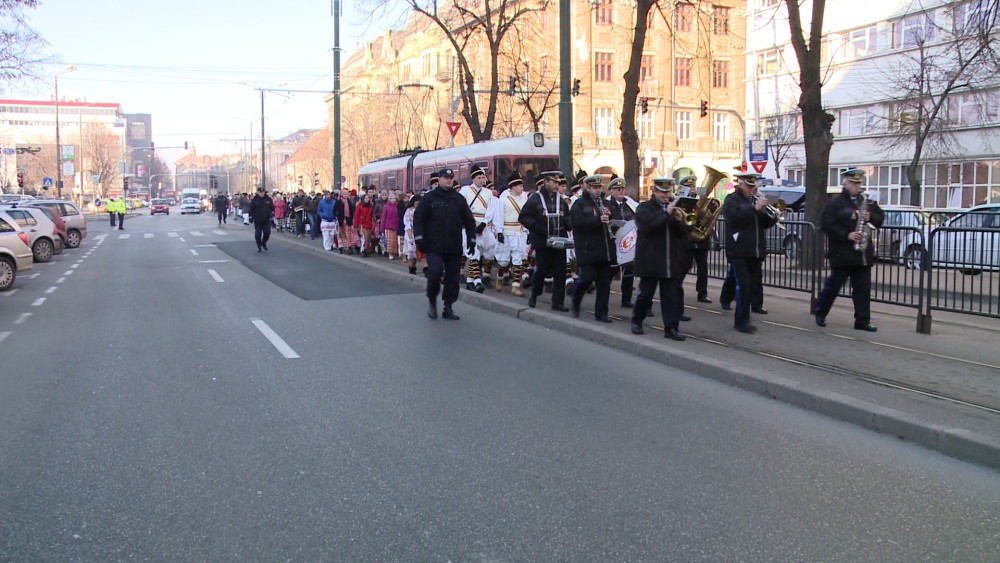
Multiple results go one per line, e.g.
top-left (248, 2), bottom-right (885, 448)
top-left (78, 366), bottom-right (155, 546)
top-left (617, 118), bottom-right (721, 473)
top-left (70, 264), bottom-right (79, 269)
top-left (179, 237), bottom-right (186, 242)
top-left (2, 289), bottom-right (17, 297)
top-left (13, 313), bottom-right (31, 324)
top-left (45, 286), bottom-right (56, 294)
top-left (189, 249), bottom-right (199, 256)
top-left (199, 259), bottom-right (228, 263)
top-left (194, 244), bottom-right (216, 247)
top-left (64, 270), bottom-right (74, 276)
top-left (0, 331), bottom-right (9, 344)
top-left (29, 273), bottom-right (40, 278)
top-left (31, 297), bottom-right (45, 306)
top-left (168, 232), bottom-right (179, 238)
top-left (56, 277), bottom-right (65, 283)
top-left (207, 269), bottom-right (224, 283)
top-left (144, 233), bottom-right (154, 238)
top-left (250, 318), bottom-right (300, 359)
top-left (213, 230), bottom-right (228, 235)
top-left (118, 234), bottom-right (130, 239)
top-left (190, 231), bottom-right (204, 236)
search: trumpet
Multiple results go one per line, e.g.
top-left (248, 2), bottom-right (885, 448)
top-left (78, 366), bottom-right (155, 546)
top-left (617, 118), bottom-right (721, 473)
top-left (752, 195), bottom-right (787, 230)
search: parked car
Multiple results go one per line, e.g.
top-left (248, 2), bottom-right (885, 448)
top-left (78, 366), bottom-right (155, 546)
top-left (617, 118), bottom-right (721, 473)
top-left (900, 203), bottom-right (1000, 273)
top-left (874, 205), bottom-right (934, 263)
top-left (24, 205), bottom-right (66, 256)
top-left (0, 212), bottom-right (33, 290)
top-left (19, 199), bottom-right (87, 248)
top-left (0, 205), bottom-right (59, 262)
top-left (150, 199), bottom-right (170, 215)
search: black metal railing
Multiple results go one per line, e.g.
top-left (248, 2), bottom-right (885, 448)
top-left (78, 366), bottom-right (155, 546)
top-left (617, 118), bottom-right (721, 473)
top-left (922, 226), bottom-right (1000, 327)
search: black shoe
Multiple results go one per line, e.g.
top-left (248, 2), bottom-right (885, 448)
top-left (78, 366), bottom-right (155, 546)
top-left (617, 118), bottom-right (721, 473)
top-left (570, 303), bottom-right (580, 318)
top-left (665, 328), bottom-right (687, 341)
top-left (474, 282), bottom-right (485, 294)
top-left (854, 323), bottom-right (877, 332)
top-left (527, 295), bottom-right (537, 308)
top-left (646, 310), bottom-right (654, 318)
top-left (339, 248), bottom-right (344, 254)
top-left (409, 266), bottom-right (417, 275)
top-left (442, 307), bottom-right (460, 321)
top-left (735, 324), bottom-right (758, 334)
top-left (679, 315), bottom-right (692, 322)
top-left (466, 282), bottom-right (476, 291)
top-left (257, 247), bottom-right (262, 252)
top-left (720, 303), bottom-right (732, 311)
top-left (622, 300), bottom-right (635, 308)
top-left (631, 322), bottom-right (644, 335)
top-left (697, 295), bottom-right (712, 304)
top-left (262, 244), bottom-right (268, 251)
top-left (551, 304), bottom-right (569, 312)
top-left (752, 307), bottom-right (768, 315)
top-left (427, 302), bottom-right (438, 319)
top-left (595, 315), bottom-right (613, 323)
top-left (815, 315), bottom-right (826, 327)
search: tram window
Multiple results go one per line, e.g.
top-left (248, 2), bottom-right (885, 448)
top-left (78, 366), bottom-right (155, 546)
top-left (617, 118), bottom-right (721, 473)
top-left (495, 158), bottom-right (514, 186)
top-left (514, 157), bottom-right (558, 189)
top-left (386, 173), bottom-right (396, 191)
top-left (458, 162), bottom-right (471, 185)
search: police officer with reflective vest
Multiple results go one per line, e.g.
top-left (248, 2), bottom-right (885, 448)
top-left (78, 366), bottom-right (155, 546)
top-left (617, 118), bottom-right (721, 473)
top-left (569, 174), bottom-right (615, 322)
top-left (116, 196), bottom-right (126, 230)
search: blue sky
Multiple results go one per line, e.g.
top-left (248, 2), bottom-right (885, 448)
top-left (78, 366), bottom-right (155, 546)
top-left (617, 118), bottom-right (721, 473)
top-left (18, 0), bottom-right (396, 169)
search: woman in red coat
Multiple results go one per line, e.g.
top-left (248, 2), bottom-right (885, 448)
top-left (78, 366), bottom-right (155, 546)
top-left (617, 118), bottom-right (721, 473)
top-left (354, 193), bottom-right (376, 257)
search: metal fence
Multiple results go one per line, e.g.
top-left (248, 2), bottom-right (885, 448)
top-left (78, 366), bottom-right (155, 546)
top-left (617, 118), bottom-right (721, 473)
top-left (703, 217), bottom-right (999, 334)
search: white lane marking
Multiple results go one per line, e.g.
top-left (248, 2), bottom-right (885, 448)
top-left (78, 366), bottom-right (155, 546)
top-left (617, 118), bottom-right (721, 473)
top-left (56, 277), bottom-right (66, 283)
top-left (250, 318), bottom-right (300, 359)
top-left (168, 232), bottom-right (179, 238)
top-left (190, 231), bottom-right (204, 236)
top-left (144, 233), bottom-right (154, 239)
top-left (70, 264), bottom-right (79, 269)
top-left (64, 270), bottom-right (74, 276)
top-left (2, 289), bottom-right (17, 296)
top-left (0, 331), bottom-right (10, 344)
top-left (28, 273), bottom-right (40, 279)
top-left (118, 234), bottom-right (130, 239)
top-left (213, 230), bottom-right (228, 235)
top-left (179, 237), bottom-right (186, 242)
top-left (198, 260), bottom-right (228, 263)
top-left (207, 269), bottom-right (224, 283)
top-left (194, 244), bottom-right (216, 248)
top-left (95, 234), bottom-right (108, 241)
top-left (189, 249), bottom-right (199, 256)
top-left (31, 297), bottom-right (45, 306)
top-left (14, 313), bottom-right (31, 324)
top-left (45, 286), bottom-right (57, 294)
top-left (75, 260), bottom-right (83, 264)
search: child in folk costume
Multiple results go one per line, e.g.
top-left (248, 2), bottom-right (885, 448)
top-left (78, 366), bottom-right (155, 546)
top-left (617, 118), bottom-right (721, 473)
top-left (403, 193), bottom-right (426, 275)
top-left (337, 190), bottom-right (357, 254)
top-left (459, 164), bottom-right (497, 293)
top-left (380, 192), bottom-right (400, 259)
top-left (489, 172), bottom-right (530, 296)
top-left (274, 197), bottom-right (286, 231)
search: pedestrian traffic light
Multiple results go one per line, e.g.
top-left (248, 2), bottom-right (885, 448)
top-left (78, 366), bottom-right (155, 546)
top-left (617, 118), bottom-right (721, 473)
top-left (509, 76), bottom-right (517, 95)
top-left (700, 100), bottom-right (708, 117)
top-left (314, 171), bottom-right (319, 187)
top-left (572, 78), bottom-right (581, 97)
top-left (123, 177), bottom-right (129, 191)
top-left (16, 171), bottom-right (23, 188)
top-left (184, 141), bottom-right (188, 150)
top-left (641, 97), bottom-right (649, 114)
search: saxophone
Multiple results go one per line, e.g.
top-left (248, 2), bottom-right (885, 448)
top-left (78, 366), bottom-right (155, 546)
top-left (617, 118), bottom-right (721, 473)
top-left (853, 193), bottom-right (873, 252)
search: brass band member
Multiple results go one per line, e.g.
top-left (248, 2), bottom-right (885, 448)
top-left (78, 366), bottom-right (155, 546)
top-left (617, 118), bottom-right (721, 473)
top-left (519, 170), bottom-right (571, 312)
top-left (490, 172), bottom-right (530, 296)
top-left (721, 172), bottom-right (779, 333)
top-left (569, 175), bottom-right (616, 322)
top-left (679, 174), bottom-right (712, 304)
top-left (631, 178), bottom-right (691, 341)
top-left (605, 178), bottom-right (638, 307)
top-left (815, 168), bottom-right (884, 331)
top-left (459, 164), bottom-right (496, 293)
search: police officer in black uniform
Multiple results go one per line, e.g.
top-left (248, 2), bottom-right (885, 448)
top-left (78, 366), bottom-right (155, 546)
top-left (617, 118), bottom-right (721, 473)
top-left (631, 178), bottom-right (690, 341)
top-left (519, 170), bottom-right (571, 312)
top-left (569, 174), bottom-right (616, 322)
top-left (815, 168), bottom-right (884, 331)
top-left (721, 172), bottom-right (778, 333)
top-left (413, 167), bottom-right (477, 320)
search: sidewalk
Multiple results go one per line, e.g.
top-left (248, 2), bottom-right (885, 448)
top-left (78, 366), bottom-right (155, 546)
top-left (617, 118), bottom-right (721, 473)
top-left (257, 226), bottom-right (1000, 470)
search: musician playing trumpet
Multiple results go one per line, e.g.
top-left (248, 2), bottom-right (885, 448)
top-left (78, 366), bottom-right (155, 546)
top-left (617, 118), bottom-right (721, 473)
top-left (569, 175), bottom-right (616, 322)
top-left (721, 172), bottom-right (779, 334)
top-left (815, 168), bottom-right (884, 332)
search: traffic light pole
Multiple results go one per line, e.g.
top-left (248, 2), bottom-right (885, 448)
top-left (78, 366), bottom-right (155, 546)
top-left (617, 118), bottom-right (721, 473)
top-left (332, 0), bottom-right (342, 193)
top-left (558, 0), bottom-right (572, 178)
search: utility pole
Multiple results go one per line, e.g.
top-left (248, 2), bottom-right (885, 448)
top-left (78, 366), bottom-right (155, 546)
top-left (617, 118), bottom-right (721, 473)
top-left (558, 0), bottom-right (572, 178)
top-left (332, 0), bottom-right (342, 193)
top-left (261, 89), bottom-right (266, 191)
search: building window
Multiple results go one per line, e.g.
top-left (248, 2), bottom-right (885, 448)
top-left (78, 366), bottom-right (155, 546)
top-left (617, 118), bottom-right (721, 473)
top-left (647, 9), bottom-right (656, 29)
top-left (761, 0), bottom-right (779, 6)
top-left (713, 113), bottom-right (730, 141)
top-left (595, 108), bottom-right (615, 139)
top-left (757, 49), bottom-right (779, 75)
top-left (595, 52), bottom-right (614, 82)
top-left (675, 3), bottom-right (694, 32)
top-left (839, 107), bottom-right (874, 136)
top-left (595, 0), bottom-right (613, 26)
top-left (893, 12), bottom-right (936, 48)
top-left (637, 110), bottom-right (655, 139)
top-left (844, 26), bottom-right (878, 58)
top-left (640, 55), bottom-right (654, 81)
top-left (713, 6), bottom-right (731, 35)
top-left (676, 111), bottom-right (692, 140)
top-left (954, 0), bottom-right (993, 34)
top-left (950, 92), bottom-right (986, 126)
top-left (712, 60), bottom-right (729, 88)
top-left (674, 58), bottom-right (692, 86)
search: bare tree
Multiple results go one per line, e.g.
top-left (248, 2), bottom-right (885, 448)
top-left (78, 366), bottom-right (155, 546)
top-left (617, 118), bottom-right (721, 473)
top-left (15, 136), bottom-right (55, 194)
top-left (876, 0), bottom-right (999, 206)
top-left (0, 0), bottom-right (53, 91)
top-left (147, 154), bottom-right (171, 197)
top-left (621, 0), bottom-right (656, 199)
top-left (761, 113), bottom-right (802, 180)
top-left (360, 0), bottom-right (549, 142)
top-left (79, 122), bottom-right (122, 199)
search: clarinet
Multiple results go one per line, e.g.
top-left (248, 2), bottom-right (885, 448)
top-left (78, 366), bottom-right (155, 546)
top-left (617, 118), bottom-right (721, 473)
top-left (853, 193), bottom-right (871, 252)
top-left (595, 192), bottom-right (614, 242)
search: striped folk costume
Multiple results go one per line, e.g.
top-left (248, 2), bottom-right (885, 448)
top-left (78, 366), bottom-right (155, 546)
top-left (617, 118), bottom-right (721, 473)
top-left (489, 172), bottom-right (530, 297)
top-left (460, 164), bottom-right (497, 293)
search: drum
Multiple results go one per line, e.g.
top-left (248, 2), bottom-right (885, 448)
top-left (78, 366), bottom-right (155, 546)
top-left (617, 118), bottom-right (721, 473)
top-left (615, 220), bottom-right (637, 266)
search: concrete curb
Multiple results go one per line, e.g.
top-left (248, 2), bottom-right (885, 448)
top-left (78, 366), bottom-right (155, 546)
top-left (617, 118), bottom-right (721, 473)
top-left (273, 235), bottom-right (1000, 471)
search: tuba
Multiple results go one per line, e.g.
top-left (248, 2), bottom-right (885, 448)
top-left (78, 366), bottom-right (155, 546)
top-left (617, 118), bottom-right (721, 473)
top-left (687, 165), bottom-right (727, 243)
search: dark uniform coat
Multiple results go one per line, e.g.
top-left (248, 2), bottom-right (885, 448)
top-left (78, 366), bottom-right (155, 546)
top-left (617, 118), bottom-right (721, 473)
top-left (570, 191), bottom-right (615, 266)
top-left (822, 189), bottom-right (885, 268)
top-left (633, 197), bottom-right (691, 279)
top-left (412, 186), bottom-right (477, 255)
top-left (722, 189), bottom-right (779, 259)
top-left (249, 194), bottom-right (274, 223)
top-left (518, 186), bottom-right (570, 250)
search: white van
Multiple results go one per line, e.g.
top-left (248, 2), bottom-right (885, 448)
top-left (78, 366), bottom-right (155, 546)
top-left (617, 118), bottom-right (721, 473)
top-left (180, 189), bottom-right (201, 214)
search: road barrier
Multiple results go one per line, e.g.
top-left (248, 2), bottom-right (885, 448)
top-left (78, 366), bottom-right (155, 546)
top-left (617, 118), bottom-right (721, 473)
top-left (920, 226), bottom-right (1000, 332)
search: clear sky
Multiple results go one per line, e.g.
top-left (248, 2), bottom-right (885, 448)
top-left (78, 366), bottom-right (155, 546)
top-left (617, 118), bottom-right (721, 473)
top-left (17, 0), bottom-right (392, 170)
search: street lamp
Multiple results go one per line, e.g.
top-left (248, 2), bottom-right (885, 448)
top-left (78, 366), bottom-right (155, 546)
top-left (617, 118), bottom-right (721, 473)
top-left (54, 65), bottom-right (77, 198)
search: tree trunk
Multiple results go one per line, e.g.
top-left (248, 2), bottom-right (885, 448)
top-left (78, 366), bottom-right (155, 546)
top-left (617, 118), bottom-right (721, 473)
top-left (907, 161), bottom-right (923, 206)
top-left (620, 0), bottom-right (653, 202)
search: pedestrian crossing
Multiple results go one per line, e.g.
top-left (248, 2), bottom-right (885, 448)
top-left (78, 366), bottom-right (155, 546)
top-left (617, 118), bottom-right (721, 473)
top-left (117, 231), bottom-right (229, 240)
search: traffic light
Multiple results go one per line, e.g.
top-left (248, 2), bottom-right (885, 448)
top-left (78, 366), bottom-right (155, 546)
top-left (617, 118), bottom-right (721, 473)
top-left (572, 78), bottom-right (581, 97)
top-left (16, 171), bottom-right (23, 188)
top-left (314, 172), bottom-right (319, 187)
top-left (150, 142), bottom-right (155, 151)
top-left (297, 175), bottom-right (303, 187)
top-left (123, 177), bottom-right (129, 192)
top-left (641, 97), bottom-right (649, 114)
top-left (184, 141), bottom-right (189, 150)
top-left (509, 76), bottom-right (517, 95)
top-left (700, 100), bottom-right (708, 117)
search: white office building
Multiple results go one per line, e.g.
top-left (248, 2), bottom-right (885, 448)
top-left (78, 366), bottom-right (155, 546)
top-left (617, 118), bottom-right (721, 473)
top-left (745, 0), bottom-right (1000, 208)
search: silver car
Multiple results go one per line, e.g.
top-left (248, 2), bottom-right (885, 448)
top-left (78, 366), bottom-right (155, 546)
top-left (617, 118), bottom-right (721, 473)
top-left (0, 212), bottom-right (34, 290)
top-left (0, 205), bottom-right (59, 262)
top-left (21, 199), bottom-right (87, 248)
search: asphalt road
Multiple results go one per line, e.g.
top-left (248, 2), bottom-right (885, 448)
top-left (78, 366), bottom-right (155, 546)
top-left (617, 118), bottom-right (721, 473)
top-left (2, 211), bottom-right (999, 563)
